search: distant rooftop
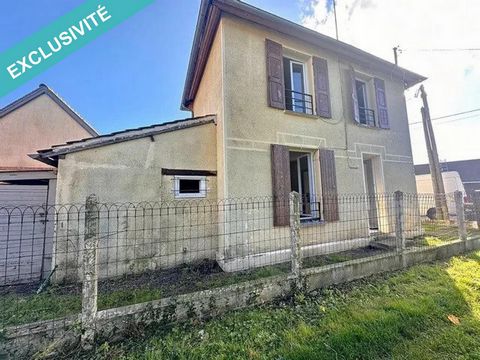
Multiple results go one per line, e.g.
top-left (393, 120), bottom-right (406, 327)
top-left (415, 159), bottom-right (480, 183)
top-left (0, 84), bottom-right (98, 137)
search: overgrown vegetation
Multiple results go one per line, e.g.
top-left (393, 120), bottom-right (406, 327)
top-left (82, 250), bottom-right (480, 360)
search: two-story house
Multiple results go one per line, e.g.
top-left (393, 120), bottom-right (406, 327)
top-left (31, 0), bottom-right (425, 277)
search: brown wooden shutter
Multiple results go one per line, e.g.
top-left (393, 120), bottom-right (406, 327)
top-left (374, 78), bottom-right (389, 129)
top-left (265, 39), bottom-right (285, 109)
top-left (271, 144), bottom-right (291, 226)
top-left (319, 149), bottom-right (339, 222)
top-left (349, 69), bottom-right (360, 123)
top-left (312, 57), bottom-right (331, 118)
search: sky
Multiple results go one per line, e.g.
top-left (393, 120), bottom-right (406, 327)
top-left (0, 0), bottom-right (478, 164)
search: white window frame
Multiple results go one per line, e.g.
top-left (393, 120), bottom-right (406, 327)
top-left (355, 79), bottom-right (368, 110)
top-left (174, 176), bottom-right (207, 199)
top-left (290, 151), bottom-right (319, 220)
top-left (284, 57), bottom-right (311, 114)
top-left (288, 58), bottom-right (309, 113)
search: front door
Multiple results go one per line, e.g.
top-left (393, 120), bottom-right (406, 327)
top-left (363, 159), bottom-right (379, 230)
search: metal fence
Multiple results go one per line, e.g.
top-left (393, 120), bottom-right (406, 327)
top-left (1, 191), bottom-right (479, 357)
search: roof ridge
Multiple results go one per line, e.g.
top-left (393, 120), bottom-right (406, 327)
top-left (0, 84), bottom-right (98, 136)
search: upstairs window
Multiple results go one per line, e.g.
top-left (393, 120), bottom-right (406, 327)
top-left (283, 58), bottom-right (313, 115)
top-left (355, 79), bottom-right (375, 126)
top-left (351, 70), bottom-right (390, 129)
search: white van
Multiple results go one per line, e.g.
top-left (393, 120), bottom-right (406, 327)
top-left (415, 171), bottom-right (465, 217)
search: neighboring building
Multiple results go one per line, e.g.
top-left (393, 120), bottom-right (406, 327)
top-left (31, 0), bottom-right (425, 279)
top-left (0, 84), bottom-right (97, 207)
top-left (415, 160), bottom-right (480, 201)
top-left (0, 84), bottom-right (97, 284)
top-left (416, 171), bottom-right (465, 216)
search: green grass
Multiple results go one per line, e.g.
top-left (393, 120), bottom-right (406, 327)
top-left (411, 221), bottom-right (480, 247)
top-left (82, 251), bottom-right (480, 360)
top-left (0, 264), bottom-right (288, 328)
top-left (2, 222), bottom-right (479, 331)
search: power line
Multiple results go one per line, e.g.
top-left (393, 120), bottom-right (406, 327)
top-left (409, 108), bottom-right (480, 125)
top-left (432, 108), bottom-right (480, 120)
top-left (403, 48), bottom-right (480, 52)
top-left (410, 113), bottom-right (480, 126)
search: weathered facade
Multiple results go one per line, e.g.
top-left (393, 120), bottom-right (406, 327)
top-left (32, 0), bottom-right (425, 278)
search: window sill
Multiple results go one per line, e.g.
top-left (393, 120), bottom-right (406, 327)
top-left (283, 110), bottom-right (319, 120)
top-left (300, 219), bottom-right (325, 227)
top-left (354, 122), bottom-right (390, 130)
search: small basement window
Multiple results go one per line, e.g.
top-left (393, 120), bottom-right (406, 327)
top-left (174, 176), bottom-right (207, 198)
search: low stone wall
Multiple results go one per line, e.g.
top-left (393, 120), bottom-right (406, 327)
top-left (3, 238), bottom-right (480, 359)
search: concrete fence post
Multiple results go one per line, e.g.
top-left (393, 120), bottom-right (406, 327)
top-left (289, 191), bottom-right (302, 278)
top-left (81, 194), bottom-right (99, 349)
top-left (454, 191), bottom-right (467, 242)
top-left (473, 191), bottom-right (480, 230)
top-left (394, 191), bottom-right (406, 252)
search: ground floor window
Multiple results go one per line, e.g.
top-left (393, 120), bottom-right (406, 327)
top-left (174, 176), bottom-right (207, 198)
top-left (289, 151), bottom-right (320, 221)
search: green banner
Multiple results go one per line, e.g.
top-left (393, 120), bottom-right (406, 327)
top-left (0, 0), bottom-right (154, 98)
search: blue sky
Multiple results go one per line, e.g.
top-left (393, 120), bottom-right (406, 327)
top-left (0, 0), bottom-right (303, 134)
top-left (1, 1), bottom-right (478, 163)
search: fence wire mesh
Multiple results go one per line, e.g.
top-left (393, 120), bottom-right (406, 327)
top-left (1, 191), bottom-right (480, 357)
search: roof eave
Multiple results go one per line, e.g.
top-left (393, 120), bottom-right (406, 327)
top-left (181, 0), bottom-right (214, 110)
top-left (182, 0), bottom-right (426, 106)
top-left (32, 115), bottom-right (217, 162)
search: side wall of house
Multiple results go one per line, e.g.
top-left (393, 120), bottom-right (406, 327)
top-left (53, 124), bottom-right (218, 281)
top-left (192, 21), bottom-right (226, 200)
top-left (0, 94), bottom-right (93, 170)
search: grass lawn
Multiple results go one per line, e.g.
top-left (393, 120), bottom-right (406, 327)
top-left (81, 250), bottom-right (480, 360)
top-left (0, 264), bottom-right (288, 328)
top-left (2, 222), bottom-right (478, 329)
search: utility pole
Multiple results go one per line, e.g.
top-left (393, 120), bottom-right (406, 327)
top-left (393, 46), bottom-right (399, 65)
top-left (418, 85), bottom-right (449, 220)
top-left (333, 0), bottom-right (339, 40)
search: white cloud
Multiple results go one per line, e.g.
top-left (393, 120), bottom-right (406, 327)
top-left (301, 0), bottom-right (480, 163)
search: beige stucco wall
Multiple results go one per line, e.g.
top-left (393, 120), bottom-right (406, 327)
top-left (56, 123), bottom-right (217, 204)
top-left (220, 15), bottom-right (417, 199)
top-left (53, 123), bottom-right (218, 281)
top-left (192, 21), bottom-right (226, 200)
top-left (213, 15), bottom-right (420, 259)
top-left (0, 94), bottom-right (93, 170)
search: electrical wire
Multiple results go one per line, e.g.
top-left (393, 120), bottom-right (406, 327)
top-left (409, 113), bottom-right (480, 126)
top-left (402, 48), bottom-right (480, 52)
top-left (409, 108), bottom-right (480, 125)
